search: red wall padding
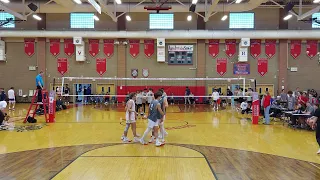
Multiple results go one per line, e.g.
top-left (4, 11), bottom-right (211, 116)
top-left (117, 86), bottom-right (206, 103)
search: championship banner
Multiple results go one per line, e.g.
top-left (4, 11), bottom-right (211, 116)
top-left (216, 58), bottom-right (227, 77)
top-left (24, 38), bottom-right (35, 57)
top-left (233, 63), bottom-right (250, 75)
top-left (290, 40), bottom-right (301, 59)
top-left (306, 40), bottom-right (318, 59)
top-left (144, 40), bottom-right (155, 58)
top-left (129, 40), bottom-right (140, 58)
top-left (257, 58), bottom-right (268, 77)
top-left (265, 39), bottom-right (276, 59)
top-left (208, 39), bottom-right (219, 58)
top-left (250, 39), bottom-right (261, 59)
top-left (142, 68), bottom-right (149, 78)
top-left (103, 39), bottom-right (114, 58)
top-left (57, 58), bottom-right (68, 76)
top-left (225, 39), bottom-right (236, 58)
top-left (96, 58), bottom-right (107, 76)
top-left (89, 39), bottom-right (100, 57)
top-left (50, 39), bottom-right (60, 57)
top-left (131, 69), bottom-right (138, 78)
top-left (64, 39), bottom-right (75, 56)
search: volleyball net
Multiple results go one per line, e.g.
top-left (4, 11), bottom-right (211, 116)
top-left (57, 77), bottom-right (255, 104)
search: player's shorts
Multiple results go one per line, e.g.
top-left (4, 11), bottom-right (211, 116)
top-left (8, 99), bottom-right (15, 103)
top-left (147, 119), bottom-right (159, 128)
top-left (126, 119), bottom-right (136, 124)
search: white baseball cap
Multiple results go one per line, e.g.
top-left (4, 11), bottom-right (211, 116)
top-left (0, 101), bottom-right (7, 110)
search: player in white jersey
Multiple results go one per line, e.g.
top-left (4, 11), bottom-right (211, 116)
top-left (158, 88), bottom-right (168, 143)
top-left (7, 87), bottom-right (15, 110)
top-left (122, 92), bottom-right (139, 143)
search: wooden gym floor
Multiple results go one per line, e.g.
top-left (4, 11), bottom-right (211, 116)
top-left (0, 103), bottom-right (320, 180)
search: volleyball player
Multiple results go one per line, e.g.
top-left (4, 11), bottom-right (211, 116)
top-left (158, 89), bottom-right (168, 143)
top-left (7, 87), bottom-right (15, 111)
top-left (212, 89), bottom-right (220, 111)
top-left (121, 92), bottom-right (139, 143)
top-left (140, 91), bottom-right (164, 146)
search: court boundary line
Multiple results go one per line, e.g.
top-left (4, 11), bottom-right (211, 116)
top-left (309, 162), bottom-right (320, 170)
top-left (49, 143), bottom-right (218, 180)
top-left (80, 155), bottom-right (204, 158)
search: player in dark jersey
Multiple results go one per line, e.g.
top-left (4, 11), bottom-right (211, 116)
top-left (140, 91), bottom-right (164, 146)
top-left (158, 89), bottom-right (168, 143)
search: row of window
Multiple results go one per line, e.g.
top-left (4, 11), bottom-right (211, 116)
top-left (1, 12), bottom-right (320, 29)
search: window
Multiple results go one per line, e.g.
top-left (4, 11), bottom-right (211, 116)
top-left (70, 13), bottom-right (94, 28)
top-left (0, 12), bottom-right (15, 28)
top-left (229, 13), bottom-right (254, 29)
top-left (312, 13), bottom-right (320, 28)
top-left (149, 13), bottom-right (174, 30)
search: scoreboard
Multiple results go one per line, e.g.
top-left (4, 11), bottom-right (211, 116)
top-left (168, 45), bottom-right (194, 65)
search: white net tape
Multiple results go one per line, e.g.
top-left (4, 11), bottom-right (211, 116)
top-left (54, 77), bottom-right (254, 104)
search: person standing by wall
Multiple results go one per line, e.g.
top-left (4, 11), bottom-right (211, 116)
top-left (35, 71), bottom-right (44, 103)
top-left (0, 88), bottom-right (6, 101)
top-left (263, 91), bottom-right (272, 125)
top-left (7, 87), bottom-right (15, 111)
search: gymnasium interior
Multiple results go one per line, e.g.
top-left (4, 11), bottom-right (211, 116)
top-left (0, 0), bottom-right (320, 179)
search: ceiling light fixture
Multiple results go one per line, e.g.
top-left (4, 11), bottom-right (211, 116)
top-left (192, 0), bottom-right (198, 4)
top-left (0, 0), bottom-right (10, 3)
top-left (283, 14), bottom-right (292, 20)
top-left (221, 15), bottom-right (228, 21)
top-left (187, 15), bottom-right (192, 21)
top-left (73, 0), bottom-right (82, 4)
top-left (33, 14), bottom-right (42, 21)
top-left (235, 0), bottom-right (242, 3)
top-left (115, 0), bottom-right (122, 4)
top-left (314, 0), bottom-right (320, 3)
top-left (126, 15), bottom-right (131, 21)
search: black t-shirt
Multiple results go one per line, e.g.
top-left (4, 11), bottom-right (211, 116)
top-left (0, 110), bottom-right (5, 124)
top-left (64, 87), bottom-right (70, 94)
top-left (314, 108), bottom-right (320, 126)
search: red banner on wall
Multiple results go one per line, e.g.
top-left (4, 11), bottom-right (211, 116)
top-left (290, 40), bottom-right (301, 59)
top-left (57, 58), bottom-right (68, 76)
top-left (129, 40), bottom-right (140, 58)
top-left (89, 39), bottom-right (100, 57)
top-left (265, 39), bottom-right (276, 59)
top-left (24, 38), bottom-right (35, 57)
top-left (306, 40), bottom-right (318, 59)
top-left (96, 58), bottom-right (107, 76)
top-left (103, 39), bottom-right (114, 58)
top-left (225, 39), bottom-right (236, 58)
top-left (64, 39), bottom-right (74, 56)
top-left (144, 40), bottom-right (154, 58)
top-left (216, 58), bottom-right (227, 77)
top-left (209, 39), bottom-right (219, 58)
top-left (250, 39), bottom-right (261, 59)
top-left (257, 58), bottom-right (268, 77)
top-left (50, 39), bottom-right (60, 57)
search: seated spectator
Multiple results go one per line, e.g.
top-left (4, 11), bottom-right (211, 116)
top-left (309, 94), bottom-right (318, 105)
top-left (240, 100), bottom-right (250, 114)
top-left (168, 93), bottom-right (175, 105)
top-left (189, 92), bottom-right (195, 104)
top-left (298, 91), bottom-right (308, 107)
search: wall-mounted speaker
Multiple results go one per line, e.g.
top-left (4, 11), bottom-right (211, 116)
top-left (28, 3), bottom-right (38, 12)
top-left (189, 4), bottom-right (196, 13)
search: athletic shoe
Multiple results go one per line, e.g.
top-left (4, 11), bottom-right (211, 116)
top-left (149, 136), bottom-right (155, 143)
top-left (122, 137), bottom-right (131, 143)
top-left (317, 149), bottom-right (320, 154)
top-left (164, 131), bottom-right (168, 137)
top-left (133, 137), bottom-right (140, 143)
top-left (155, 139), bottom-right (162, 147)
top-left (121, 135), bottom-right (124, 140)
top-left (139, 138), bottom-right (148, 145)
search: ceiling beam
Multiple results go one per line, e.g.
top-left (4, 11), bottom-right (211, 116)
top-left (0, 2), bottom-right (26, 20)
top-left (204, 0), bottom-right (219, 22)
top-left (297, 6), bottom-right (320, 20)
top-left (53, 0), bottom-right (74, 8)
top-left (96, 0), bottom-right (117, 22)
